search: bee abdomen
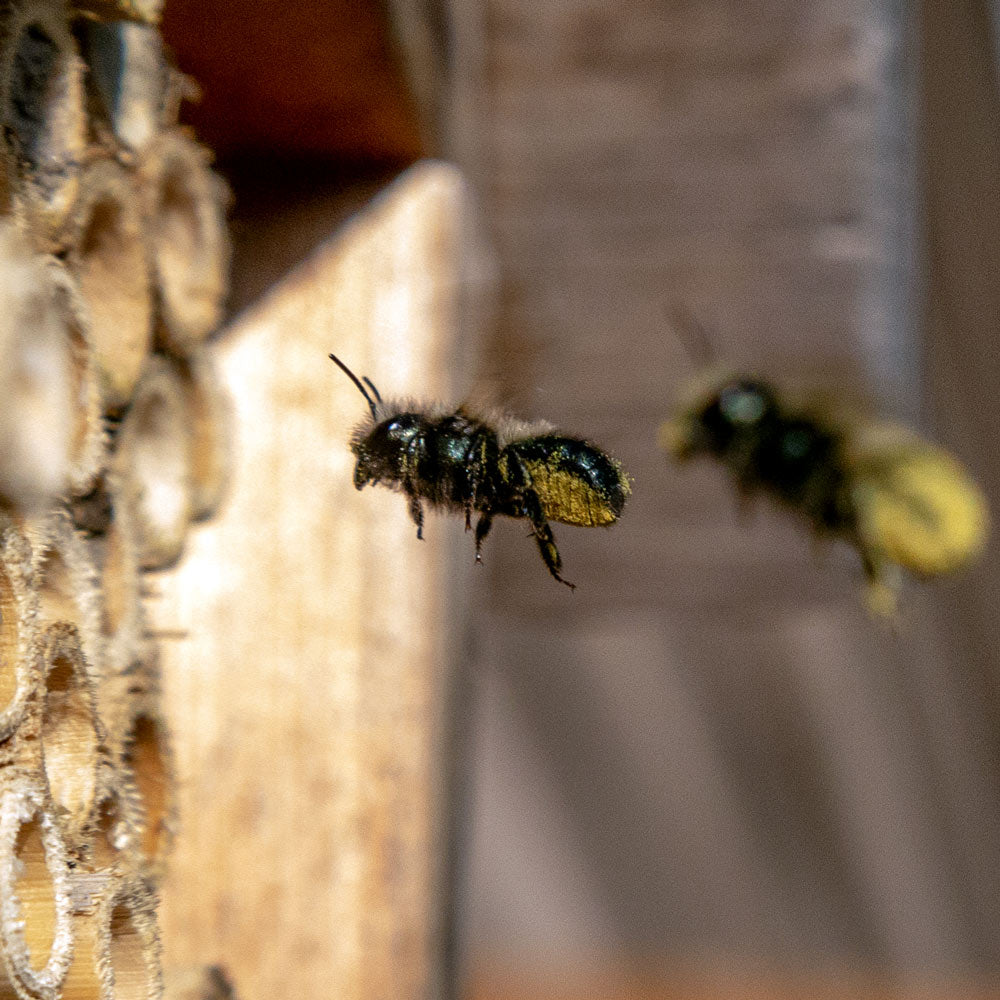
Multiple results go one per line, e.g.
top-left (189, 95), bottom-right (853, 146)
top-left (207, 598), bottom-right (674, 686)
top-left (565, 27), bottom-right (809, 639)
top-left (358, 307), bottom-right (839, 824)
top-left (511, 436), bottom-right (630, 527)
top-left (854, 448), bottom-right (989, 576)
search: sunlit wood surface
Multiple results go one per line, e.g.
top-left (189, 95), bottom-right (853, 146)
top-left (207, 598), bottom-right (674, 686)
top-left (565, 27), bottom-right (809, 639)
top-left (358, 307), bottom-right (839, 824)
top-left (150, 163), bottom-right (492, 1000)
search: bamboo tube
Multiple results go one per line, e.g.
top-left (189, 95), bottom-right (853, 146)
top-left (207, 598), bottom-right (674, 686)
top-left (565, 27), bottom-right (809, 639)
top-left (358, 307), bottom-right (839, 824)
top-left (114, 357), bottom-right (194, 570)
top-left (165, 352), bottom-right (231, 522)
top-left (63, 159), bottom-right (154, 412)
top-left (0, 775), bottom-right (73, 1000)
top-left (0, 0), bottom-right (87, 237)
top-left (0, 225), bottom-right (103, 509)
top-left (0, 527), bottom-right (38, 745)
top-left (37, 623), bottom-right (105, 846)
top-left (78, 21), bottom-right (167, 155)
top-left (137, 131), bottom-right (229, 353)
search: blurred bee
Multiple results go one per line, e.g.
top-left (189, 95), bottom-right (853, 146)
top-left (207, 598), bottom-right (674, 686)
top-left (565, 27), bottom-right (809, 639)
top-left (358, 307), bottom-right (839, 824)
top-left (659, 321), bottom-right (989, 615)
top-left (330, 354), bottom-right (630, 588)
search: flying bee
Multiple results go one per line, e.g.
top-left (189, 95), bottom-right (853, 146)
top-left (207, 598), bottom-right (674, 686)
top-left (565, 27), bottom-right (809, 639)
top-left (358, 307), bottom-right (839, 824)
top-left (330, 354), bottom-right (630, 588)
top-left (661, 369), bottom-right (989, 615)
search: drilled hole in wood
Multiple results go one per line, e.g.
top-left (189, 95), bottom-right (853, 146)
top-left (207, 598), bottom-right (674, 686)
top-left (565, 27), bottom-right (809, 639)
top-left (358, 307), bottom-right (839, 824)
top-left (108, 904), bottom-right (150, 1000)
top-left (41, 655), bottom-right (97, 828)
top-left (12, 818), bottom-right (57, 974)
top-left (124, 715), bottom-right (168, 861)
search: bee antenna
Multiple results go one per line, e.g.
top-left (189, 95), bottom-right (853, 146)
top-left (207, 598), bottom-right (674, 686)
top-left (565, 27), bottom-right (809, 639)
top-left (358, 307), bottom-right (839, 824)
top-left (329, 353), bottom-right (378, 419)
top-left (667, 303), bottom-right (716, 368)
top-left (362, 376), bottom-right (383, 404)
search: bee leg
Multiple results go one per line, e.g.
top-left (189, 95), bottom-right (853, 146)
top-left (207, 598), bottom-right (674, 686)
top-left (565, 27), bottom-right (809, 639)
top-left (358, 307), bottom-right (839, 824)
top-left (464, 433), bottom-right (490, 532)
top-left (522, 490), bottom-right (575, 590)
top-left (860, 549), bottom-right (899, 617)
top-left (474, 513), bottom-right (493, 563)
top-left (402, 436), bottom-right (427, 540)
top-left (408, 493), bottom-right (425, 540)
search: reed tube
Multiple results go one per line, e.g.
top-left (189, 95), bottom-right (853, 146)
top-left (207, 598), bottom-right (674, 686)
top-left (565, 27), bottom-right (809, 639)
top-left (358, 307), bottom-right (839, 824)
top-left (113, 357), bottom-right (194, 571)
top-left (38, 623), bottom-right (104, 846)
top-left (60, 871), bottom-right (162, 1000)
top-left (167, 353), bottom-right (231, 522)
top-left (86, 480), bottom-right (145, 678)
top-left (63, 159), bottom-right (154, 412)
top-left (0, 528), bottom-right (38, 745)
top-left (118, 700), bottom-right (173, 872)
top-left (0, 225), bottom-right (102, 509)
top-left (138, 131), bottom-right (229, 352)
top-left (30, 510), bottom-right (103, 683)
top-left (0, 1), bottom-right (86, 237)
top-left (78, 21), bottom-right (167, 154)
top-left (0, 776), bottom-right (73, 1000)
top-left (100, 875), bottom-right (162, 1000)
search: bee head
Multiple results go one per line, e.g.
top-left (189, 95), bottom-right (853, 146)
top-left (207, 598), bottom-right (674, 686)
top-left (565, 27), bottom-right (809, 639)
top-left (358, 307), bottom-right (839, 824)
top-left (352, 413), bottom-right (423, 487)
top-left (662, 376), bottom-right (778, 459)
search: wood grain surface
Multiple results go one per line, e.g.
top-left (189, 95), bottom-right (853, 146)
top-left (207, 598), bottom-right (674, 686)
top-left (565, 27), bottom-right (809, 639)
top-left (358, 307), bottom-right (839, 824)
top-left (149, 162), bottom-right (493, 1000)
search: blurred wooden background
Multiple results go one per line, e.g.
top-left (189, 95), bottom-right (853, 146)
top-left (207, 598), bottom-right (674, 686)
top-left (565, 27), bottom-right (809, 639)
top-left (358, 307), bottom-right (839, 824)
top-left (155, 0), bottom-right (1000, 997)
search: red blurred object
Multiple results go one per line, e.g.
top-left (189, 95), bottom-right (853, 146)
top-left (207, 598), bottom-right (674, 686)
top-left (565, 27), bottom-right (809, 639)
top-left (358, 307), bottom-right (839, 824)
top-left (160, 0), bottom-right (425, 164)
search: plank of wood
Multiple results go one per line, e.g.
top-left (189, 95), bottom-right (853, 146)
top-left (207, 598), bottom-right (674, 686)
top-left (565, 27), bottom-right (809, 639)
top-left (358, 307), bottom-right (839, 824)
top-left (150, 161), bottom-right (493, 1000)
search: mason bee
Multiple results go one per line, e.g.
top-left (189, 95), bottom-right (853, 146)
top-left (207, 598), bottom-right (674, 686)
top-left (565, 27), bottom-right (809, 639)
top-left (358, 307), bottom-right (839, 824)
top-left (330, 354), bottom-right (630, 588)
top-left (661, 371), bottom-right (989, 615)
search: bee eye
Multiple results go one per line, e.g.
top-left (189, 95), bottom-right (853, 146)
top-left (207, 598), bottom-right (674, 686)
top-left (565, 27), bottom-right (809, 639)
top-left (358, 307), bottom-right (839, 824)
top-left (719, 385), bottom-right (766, 425)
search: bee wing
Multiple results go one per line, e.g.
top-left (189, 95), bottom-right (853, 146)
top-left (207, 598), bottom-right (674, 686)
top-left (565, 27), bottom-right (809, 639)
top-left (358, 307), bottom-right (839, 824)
top-left (846, 423), bottom-right (990, 577)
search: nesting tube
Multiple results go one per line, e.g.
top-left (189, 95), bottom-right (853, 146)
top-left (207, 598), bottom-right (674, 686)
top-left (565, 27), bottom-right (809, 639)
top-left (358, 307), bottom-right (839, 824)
top-left (60, 872), bottom-right (161, 1000)
top-left (0, 776), bottom-right (73, 1000)
top-left (78, 21), bottom-right (167, 155)
top-left (86, 479), bottom-right (145, 678)
top-left (38, 623), bottom-right (105, 846)
top-left (113, 357), bottom-right (194, 571)
top-left (167, 352), bottom-right (231, 521)
top-left (84, 783), bottom-right (135, 872)
top-left (0, 1), bottom-right (86, 237)
top-left (0, 527), bottom-right (38, 745)
top-left (104, 877), bottom-right (162, 1000)
top-left (118, 701), bottom-right (173, 872)
top-left (138, 131), bottom-right (230, 353)
top-left (0, 224), bottom-right (103, 509)
top-left (29, 510), bottom-right (103, 682)
top-left (63, 159), bottom-right (154, 412)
